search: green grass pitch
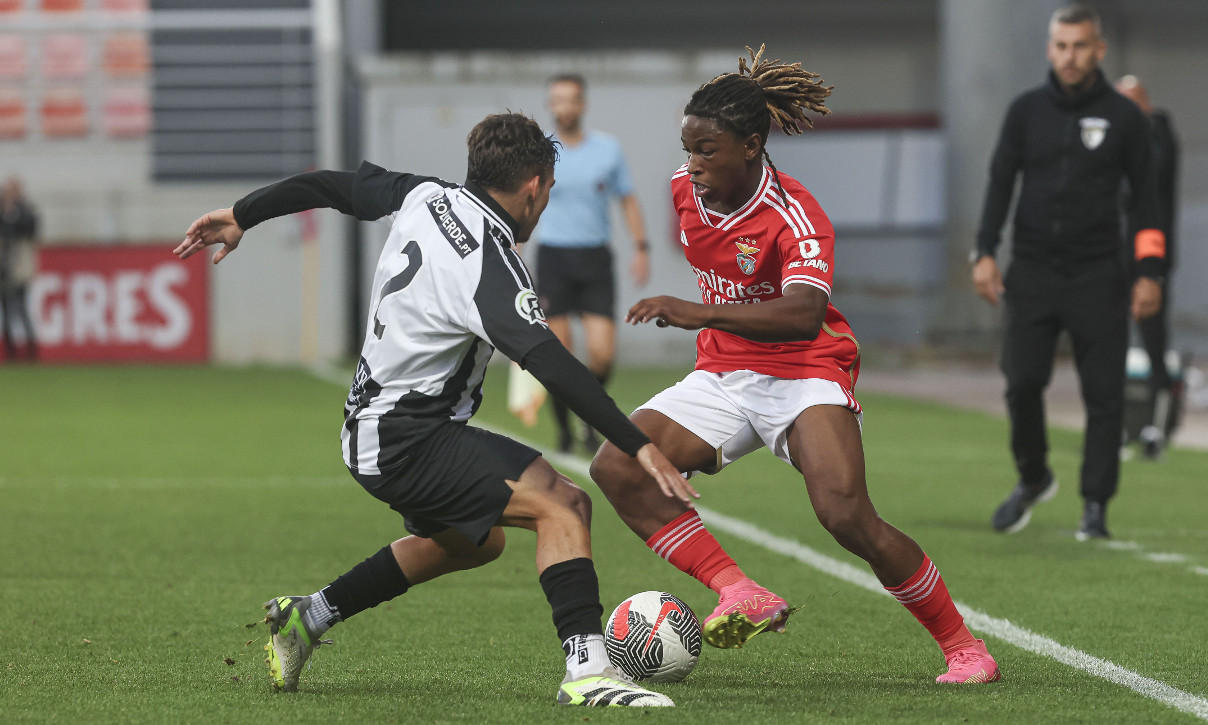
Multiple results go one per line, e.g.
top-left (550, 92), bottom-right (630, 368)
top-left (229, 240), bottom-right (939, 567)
top-left (1, 363), bottom-right (1205, 723)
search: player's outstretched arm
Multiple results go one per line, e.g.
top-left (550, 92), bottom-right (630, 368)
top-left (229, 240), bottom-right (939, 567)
top-left (175, 207), bottom-right (244, 264)
top-left (627, 284), bottom-right (828, 343)
top-left (520, 339), bottom-right (700, 504)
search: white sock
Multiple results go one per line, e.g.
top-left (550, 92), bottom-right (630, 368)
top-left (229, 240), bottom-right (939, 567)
top-left (562, 633), bottom-right (610, 680)
top-left (303, 590), bottom-right (341, 636)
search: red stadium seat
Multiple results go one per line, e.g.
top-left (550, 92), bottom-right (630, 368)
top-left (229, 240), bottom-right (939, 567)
top-left (101, 0), bottom-right (148, 11)
top-left (0, 90), bottom-right (26, 139)
top-left (103, 85), bottom-right (149, 138)
top-left (42, 33), bottom-right (90, 79)
top-left (102, 32), bottom-right (149, 77)
top-left (0, 35), bottom-right (26, 79)
top-left (41, 88), bottom-right (89, 137)
top-left (41, 0), bottom-right (85, 12)
top-left (0, 0), bottom-right (23, 13)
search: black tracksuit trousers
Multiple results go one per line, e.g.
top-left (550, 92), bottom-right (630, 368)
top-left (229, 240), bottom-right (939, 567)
top-left (1001, 257), bottom-right (1128, 504)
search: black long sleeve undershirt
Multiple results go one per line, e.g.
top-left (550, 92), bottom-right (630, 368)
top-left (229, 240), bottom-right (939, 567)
top-left (232, 169), bottom-right (358, 231)
top-left (521, 339), bottom-right (650, 457)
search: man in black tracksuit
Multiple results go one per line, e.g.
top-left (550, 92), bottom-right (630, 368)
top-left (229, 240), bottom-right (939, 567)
top-left (972, 4), bottom-right (1166, 540)
top-left (1117, 75), bottom-right (1180, 458)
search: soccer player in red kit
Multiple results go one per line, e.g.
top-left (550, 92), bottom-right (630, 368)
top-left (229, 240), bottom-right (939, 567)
top-left (590, 46), bottom-right (1000, 684)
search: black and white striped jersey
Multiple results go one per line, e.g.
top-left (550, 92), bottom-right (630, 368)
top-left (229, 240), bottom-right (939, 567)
top-left (232, 161), bottom-right (650, 477)
top-left (340, 164), bottom-right (556, 474)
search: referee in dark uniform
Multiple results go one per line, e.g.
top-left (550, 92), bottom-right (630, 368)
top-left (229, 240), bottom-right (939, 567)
top-left (972, 4), bottom-right (1166, 541)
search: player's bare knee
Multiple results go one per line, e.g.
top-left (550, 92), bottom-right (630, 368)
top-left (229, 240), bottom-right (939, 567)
top-left (815, 498), bottom-right (868, 549)
top-left (589, 443), bottom-right (638, 495)
top-left (553, 477), bottom-right (592, 526)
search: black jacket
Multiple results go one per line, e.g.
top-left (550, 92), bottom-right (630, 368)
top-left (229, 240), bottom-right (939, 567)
top-left (976, 69), bottom-right (1165, 279)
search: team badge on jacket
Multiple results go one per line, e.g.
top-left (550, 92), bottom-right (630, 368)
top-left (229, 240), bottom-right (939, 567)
top-left (735, 238), bottom-right (760, 275)
top-left (1079, 117), bottom-right (1110, 150)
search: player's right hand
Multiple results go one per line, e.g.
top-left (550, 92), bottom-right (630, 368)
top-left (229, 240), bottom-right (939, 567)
top-left (636, 443), bottom-right (700, 506)
top-left (972, 256), bottom-right (1004, 306)
top-left (175, 207), bottom-right (244, 264)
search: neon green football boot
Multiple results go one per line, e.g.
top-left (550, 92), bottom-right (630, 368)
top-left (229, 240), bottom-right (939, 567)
top-left (262, 595), bottom-right (329, 692)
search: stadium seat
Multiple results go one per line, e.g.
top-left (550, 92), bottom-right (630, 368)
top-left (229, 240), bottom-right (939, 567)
top-left (103, 85), bottom-right (150, 138)
top-left (41, 0), bottom-right (85, 12)
top-left (0, 35), bottom-right (26, 79)
top-left (102, 32), bottom-right (149, 77)
top-left (42, 33), bottom-right (90, 79)
top-left (101, 0), bottom-right (148, 12)
top-left (0, 91), bottom-right (26, 139)
top-left (41, 88), bottom-right (89, 137)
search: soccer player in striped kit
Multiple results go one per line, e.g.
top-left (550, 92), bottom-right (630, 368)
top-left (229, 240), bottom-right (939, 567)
top-left (591, 46), bottom-right (1000, 684)
top-left (176, 113), bottom-right (685, 707)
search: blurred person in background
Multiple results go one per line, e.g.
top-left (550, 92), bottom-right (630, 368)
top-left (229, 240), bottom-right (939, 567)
top-left (972, 4), bottom-right (1166, 540)
top-left (591, 45), bottom-right (1000, 685)
top-left (535, 74), bottom-right (652, 454)
top-left (0, 176), bottom-right (40, 361)
top-left (175, 112), bottom-right (686, 708)
top-left (1116, 74), bottom-right (1180, 459)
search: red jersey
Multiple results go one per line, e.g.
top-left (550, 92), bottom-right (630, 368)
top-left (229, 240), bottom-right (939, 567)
top-left (671, 164), bottom-right (860, 388)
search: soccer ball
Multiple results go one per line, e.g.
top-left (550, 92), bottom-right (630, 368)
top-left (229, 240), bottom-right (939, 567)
top-left (605, 591), bottom-right (701, 683)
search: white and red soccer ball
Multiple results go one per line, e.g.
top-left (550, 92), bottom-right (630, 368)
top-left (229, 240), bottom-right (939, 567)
top-left (605, 591), bottom-right (701, 683)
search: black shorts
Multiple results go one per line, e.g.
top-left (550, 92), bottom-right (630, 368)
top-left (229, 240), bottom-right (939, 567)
top-left (536, 244), bottom-right (615, 318)
top-left (348, 421), bottom-right (541, 546)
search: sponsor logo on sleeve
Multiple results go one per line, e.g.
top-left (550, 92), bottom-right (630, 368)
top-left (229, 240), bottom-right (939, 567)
top-left (426, 192), bottom-right (479, 258)
top-left (798, 239), bottom-right (821, 259)
top-left (514, 289), bottom-right (547, 327)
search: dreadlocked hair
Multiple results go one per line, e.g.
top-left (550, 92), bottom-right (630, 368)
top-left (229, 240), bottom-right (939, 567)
top-left (684, 44), bottom-right (832, 204)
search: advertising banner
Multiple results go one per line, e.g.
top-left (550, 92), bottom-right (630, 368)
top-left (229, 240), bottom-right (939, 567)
top-left (21, 245), bottom-right (208, 362)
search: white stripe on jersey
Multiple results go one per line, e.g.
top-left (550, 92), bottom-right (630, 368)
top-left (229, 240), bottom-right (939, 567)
top-left (782, 192), bottom-right (817, 236)
top-left (783, 274), bottom-right (831, 296)
top-left (672, 163), bottom-right (690, 179)
top-left (760, 192), bottom-right (802, 238)
top-left (462, 191), bottom-right (514, 245)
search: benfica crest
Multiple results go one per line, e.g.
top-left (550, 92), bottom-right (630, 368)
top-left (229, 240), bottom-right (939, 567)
top-left (734, 238), bottom-right (760, 275)
top-left (1079, 117), bottom-right (1110, 150)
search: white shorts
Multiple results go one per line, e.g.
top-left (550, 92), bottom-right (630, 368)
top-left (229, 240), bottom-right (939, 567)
top-left (637, 369), bottom-right (862, 475)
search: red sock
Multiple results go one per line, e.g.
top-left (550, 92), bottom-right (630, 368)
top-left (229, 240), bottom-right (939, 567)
top-left (646, 510), bottom-right (743, 593)
top-left (884, 555), bottom-right (977, 654)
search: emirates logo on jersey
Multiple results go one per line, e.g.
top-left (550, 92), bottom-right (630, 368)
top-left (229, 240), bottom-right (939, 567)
top-left (735, 238), bottom-right (760, 275)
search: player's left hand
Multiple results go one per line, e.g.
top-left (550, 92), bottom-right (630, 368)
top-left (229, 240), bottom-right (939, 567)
top-left (626, 295), bottom-right (707, 330)
top-left (1131, 277), bottom-right (1163, 320)
top-left (636, 443), bottom-right (700, 506)
top-left (175, 207), bottom-right (244, 264)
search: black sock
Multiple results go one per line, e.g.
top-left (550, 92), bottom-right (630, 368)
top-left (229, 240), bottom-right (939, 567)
top-left (539, 557), bottom-right (604, 642)
top-left (321, 545), bottom-right (411, 621)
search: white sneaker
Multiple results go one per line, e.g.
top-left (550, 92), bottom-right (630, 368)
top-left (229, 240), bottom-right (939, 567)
top-left (556, 665), bottom-right (674, 707)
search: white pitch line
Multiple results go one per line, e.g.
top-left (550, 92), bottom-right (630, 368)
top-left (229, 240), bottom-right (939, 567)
top-left (304, 366), bottom-right (1208, 720)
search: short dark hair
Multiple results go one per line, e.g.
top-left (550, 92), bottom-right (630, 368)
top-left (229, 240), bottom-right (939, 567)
top-left (1051, 3), bottom-right (1102, 35)
top-left (465, 113), bottom-right (559, 193)
top-left (547, 73), bottom-right (586, 92)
